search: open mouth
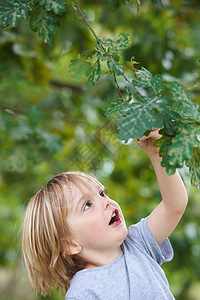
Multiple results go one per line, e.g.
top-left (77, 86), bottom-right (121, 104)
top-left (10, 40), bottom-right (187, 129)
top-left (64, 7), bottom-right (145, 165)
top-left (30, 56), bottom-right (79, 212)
top-left (109, 209), bottom-right (121, 226)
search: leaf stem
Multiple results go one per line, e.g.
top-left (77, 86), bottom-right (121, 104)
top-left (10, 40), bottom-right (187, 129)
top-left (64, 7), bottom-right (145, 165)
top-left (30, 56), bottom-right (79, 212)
top-left (123, 74), bottom-right (142, 96)
top-left (74, 0), bottom-right (99, 41)
top-left (114, 73), bottom-right (124, 102)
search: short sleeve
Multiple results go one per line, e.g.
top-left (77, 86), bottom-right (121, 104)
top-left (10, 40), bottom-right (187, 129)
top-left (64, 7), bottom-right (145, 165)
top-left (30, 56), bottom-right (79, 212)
top-left (127, 217), bottom-right (174, 265)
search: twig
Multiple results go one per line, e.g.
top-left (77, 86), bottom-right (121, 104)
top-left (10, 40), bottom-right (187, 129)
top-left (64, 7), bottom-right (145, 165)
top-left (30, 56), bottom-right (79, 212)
top-left (123, 74), bottom-right (142, 97)
top-left (114, 73), bottom-right (124, 102)
top-left (0, 104), bottom-right (22, 115)
top-left (74, 0), bottom-right (141, 101)
top-left (50, 80), bottom-right (82, 91)
top-left (74, 0), bottom-right (98, 41)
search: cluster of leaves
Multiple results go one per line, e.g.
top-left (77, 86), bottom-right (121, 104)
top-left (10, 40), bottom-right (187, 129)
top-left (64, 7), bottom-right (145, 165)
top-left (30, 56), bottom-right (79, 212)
top-left (106, 68), bottom-right (200, 188)
top-left (70, 33), bottom-right (200, 188)
top-left (0, 0), bottom-right (66, 45)
top-left (69, 32), bottom-right (130, 85)
top-left (0, 106), bottom-right (63, 172)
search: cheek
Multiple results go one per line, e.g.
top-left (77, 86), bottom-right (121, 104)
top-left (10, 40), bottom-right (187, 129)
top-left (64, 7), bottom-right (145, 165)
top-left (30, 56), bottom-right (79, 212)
top-left (75, 214), bottom-right (101, 233)
top-left (83, 214), bottom-right (108, 236)
top-left (84, 214), bottom-right (106, 232)
top-left (76, 219), bottom-right (107, 248)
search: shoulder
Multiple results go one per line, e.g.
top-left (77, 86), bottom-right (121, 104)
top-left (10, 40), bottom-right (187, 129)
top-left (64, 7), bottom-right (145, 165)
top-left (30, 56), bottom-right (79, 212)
top-left (125, 217), bottom-right (149, 247)
top-left (65, 269), bottom-right (99, 300)
top-left (65, 274), bottom-right (84, 299)
top-left (123, 217), bottom-right (174, 264)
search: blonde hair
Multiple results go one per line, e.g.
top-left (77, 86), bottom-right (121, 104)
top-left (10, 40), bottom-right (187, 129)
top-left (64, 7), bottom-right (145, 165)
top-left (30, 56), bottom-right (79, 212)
top-left (21, 171), bottom-right (104, 296)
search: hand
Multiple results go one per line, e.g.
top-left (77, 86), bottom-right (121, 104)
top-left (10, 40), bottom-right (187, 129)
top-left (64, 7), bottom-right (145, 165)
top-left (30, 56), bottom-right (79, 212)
top-left (135, 128), bottom-right (161, 154)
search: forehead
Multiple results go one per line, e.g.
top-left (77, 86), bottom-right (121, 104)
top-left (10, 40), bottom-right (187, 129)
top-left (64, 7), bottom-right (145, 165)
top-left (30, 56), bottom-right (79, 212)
top-left (65, 177), bottom-right (103, 205)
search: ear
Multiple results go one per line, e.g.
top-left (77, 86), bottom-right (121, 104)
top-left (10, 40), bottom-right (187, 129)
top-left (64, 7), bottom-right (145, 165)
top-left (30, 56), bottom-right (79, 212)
top-left (66, 242), bottom-right (82, 255)
top-left (61, 238), bottom-right (82, 255)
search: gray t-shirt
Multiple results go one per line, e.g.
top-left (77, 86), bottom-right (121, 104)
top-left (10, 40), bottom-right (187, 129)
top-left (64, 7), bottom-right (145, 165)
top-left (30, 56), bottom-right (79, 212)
top-left (65, 217), bottom-right (175, 300)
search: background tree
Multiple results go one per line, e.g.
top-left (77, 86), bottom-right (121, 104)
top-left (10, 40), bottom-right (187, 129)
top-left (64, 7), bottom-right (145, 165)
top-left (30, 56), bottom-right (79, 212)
top-left (0, 0), bottom-right (200, 299)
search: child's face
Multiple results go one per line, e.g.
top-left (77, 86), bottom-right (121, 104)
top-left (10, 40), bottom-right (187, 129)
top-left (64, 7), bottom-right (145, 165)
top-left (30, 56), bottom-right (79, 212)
top-left (66, 179), bottom-right (128, 264)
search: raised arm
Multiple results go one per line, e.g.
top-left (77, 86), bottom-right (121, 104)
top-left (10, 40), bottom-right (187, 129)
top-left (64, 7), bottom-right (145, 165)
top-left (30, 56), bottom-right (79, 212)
top-left (135, 129), bottom-right (188, 245)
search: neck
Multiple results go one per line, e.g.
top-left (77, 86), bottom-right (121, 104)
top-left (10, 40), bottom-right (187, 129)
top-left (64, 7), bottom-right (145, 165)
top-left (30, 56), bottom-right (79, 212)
top-left (81, 246), bottom-right (122, 269)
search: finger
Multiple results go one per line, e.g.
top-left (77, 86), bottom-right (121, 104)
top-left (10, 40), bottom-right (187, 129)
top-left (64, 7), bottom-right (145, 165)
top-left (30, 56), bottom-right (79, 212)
top-left (149, 130), bottom-right (162, 139)
top-left (138, 136), bottom-right (149, 141)
top-left (137, 130), bottom-right (161, 141)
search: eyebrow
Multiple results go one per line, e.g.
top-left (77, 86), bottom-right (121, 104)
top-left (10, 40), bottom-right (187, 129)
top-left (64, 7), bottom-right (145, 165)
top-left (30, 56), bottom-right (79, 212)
top-left (75, 187), bottom-right (106, 213)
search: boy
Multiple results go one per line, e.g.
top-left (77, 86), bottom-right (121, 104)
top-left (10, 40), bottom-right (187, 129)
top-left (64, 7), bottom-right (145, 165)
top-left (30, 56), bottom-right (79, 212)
top-left (22, 129), bottom-right (188, 299)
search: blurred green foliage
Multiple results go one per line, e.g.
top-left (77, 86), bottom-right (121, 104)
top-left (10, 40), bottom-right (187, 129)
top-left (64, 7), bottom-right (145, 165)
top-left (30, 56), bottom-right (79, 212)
top-left (0, 0), bottom-right (200, 299)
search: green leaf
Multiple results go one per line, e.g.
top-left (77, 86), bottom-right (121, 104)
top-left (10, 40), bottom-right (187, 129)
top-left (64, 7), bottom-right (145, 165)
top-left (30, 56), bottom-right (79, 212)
top-left (81, 50), bottom-right (97, 60)
top-left (0, 0), bottom-right (36, 27)
top-left (115, 32), bottom-right (130, 50)
top-left (36, 129), bottom-right (63, 153)
top-left (39, 0), bottom-right (66, 14)
top-left (69, 56), bottom-right (91, 81)
top-left (99, 32), bottom-right (130, 54)
top-left (125, 56), bottom-right (140, 71)
top-left (95, 43), bottom-right (107, 60)
top-left (168, 81), bottom-right (191, 105)
top-left (132, 67), bottom-right (164, 96)
top-left (111, 80), bottom-right (174, 141)
top-left (107, 56), bottom-right (124, 76)
top-left (161, 110), bottom-right (181, 135)
top-left (104, 99), bottom-right (123, 118)
top-left (173, 105), bottom-right (200, 122)
top-left (186, 148), bottom-right (200, 189)
top-left (125, 86), bottom-right (133, 101)
top-left (155, 136), bottom-right (177, 175)
top-left (11, 120), bottom-right (32, 141)
top-left (161, 123), bottom-right (200, 171)
top-left (116, 100), bottom-right (164, 142)
top-left (169, 82), bottom-right (200, 121)
top-left (30, 6), bottom-right (58, 45)
top-left (88, 60), bottom-right (101, 86)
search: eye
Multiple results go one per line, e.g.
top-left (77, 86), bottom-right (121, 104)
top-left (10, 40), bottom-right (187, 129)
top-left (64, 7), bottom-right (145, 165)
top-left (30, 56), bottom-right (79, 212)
top-left (99, 190), bottom-right (106, 197)
top-left (83, 201), bottom-right (92, 211)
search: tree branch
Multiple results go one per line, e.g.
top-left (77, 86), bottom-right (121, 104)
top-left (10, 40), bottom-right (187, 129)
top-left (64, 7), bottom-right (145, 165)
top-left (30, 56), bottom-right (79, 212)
top-left (113, 73), bottom-right (124, 102)
top-left (0, 104), bottom-right (22, 115)
top-left (74, 0), bottom-right (99, 41)
top-left (50, 80), bottom-right (83, 91)
top-left (123, 74), bottom-right (142, 96)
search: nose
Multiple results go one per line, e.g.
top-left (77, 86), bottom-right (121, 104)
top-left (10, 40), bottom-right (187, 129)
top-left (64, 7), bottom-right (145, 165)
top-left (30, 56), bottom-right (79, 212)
top-left (103, 197), bottom-right (111, 209)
